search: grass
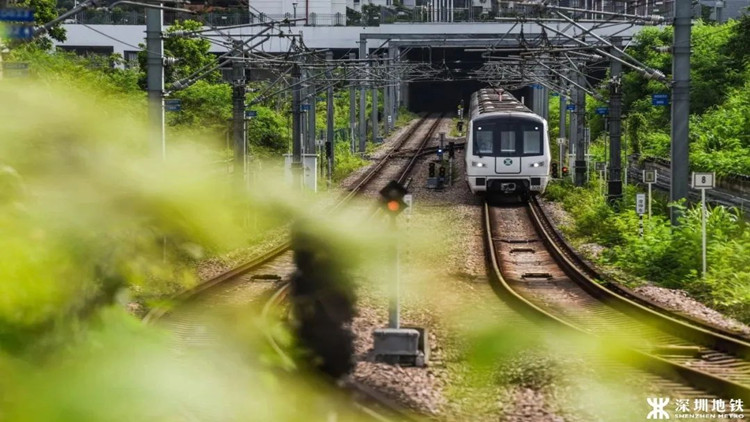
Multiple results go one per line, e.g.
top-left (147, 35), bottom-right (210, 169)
top-left (544, 179), bottom-right (750, 324)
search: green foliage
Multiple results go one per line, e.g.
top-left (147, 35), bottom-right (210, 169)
top-left (167, 80), bottom-right (231, 140)
top-left (614, 19), bottom-right (750, 176)
top-left (248, 105), bottom-right (290, 151)
top-left (690, 81), bottom-right (750, 176)
top-left (9, 48), bottom-right (144, 106)
top-left (13, 0), bottom-right (65, 50)
top-left (138, 20), bottom-right (218, 87)
top-left (545, 181), bottom-right (750, 323)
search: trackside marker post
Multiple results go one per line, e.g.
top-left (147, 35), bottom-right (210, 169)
top-left (693, 172), bottom-right (715, 278)
top-left (644, 169), bottom-right (657, 219)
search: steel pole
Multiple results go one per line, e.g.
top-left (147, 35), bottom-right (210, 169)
top-left (371, 56), bottom-right (379, 144)
top-left (291, 64), bottom-right (303, 189)
top-left (231, 43), bottom-right (247, 188)
top-left (702, 188), bottom-right (707, 277)
top-left (326, 52), bottom-right (335, 185)
top-left (348, 52), bottom-right (357, 153)
top-left (574, 71), bottom-right (587, 186)
top-left (307, 67), bottom-right (316, 155)
top-left (359, 40), bottom-right (367, 152)
top-left (389, 216), bottom-right (400, 329)
top-left (146, 7), bottom-right (165, 159)
top-left (671, 0), bottom-right (691, 225)
top-left (559, 94), bottom-right (566, 172)
top-left (383, 54), bottom-right (391, 136)
top-left (568, 79), bottom-right (577, 182)
top-left (608, 37), bottom-right (623, 205)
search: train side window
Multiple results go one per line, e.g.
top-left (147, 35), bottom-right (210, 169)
top-left (476, 130), bottom-right (494, 155)
top-left (500, 131), bottom-right (516, 154)
top-left (524, 131), bottom-right (542, 154)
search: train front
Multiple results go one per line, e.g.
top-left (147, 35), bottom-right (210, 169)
top-left (465, 113), bottom-right (551, 196)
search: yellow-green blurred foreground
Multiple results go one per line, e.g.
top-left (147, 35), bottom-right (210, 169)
top-left (0, 78), bottom-right (684, 421)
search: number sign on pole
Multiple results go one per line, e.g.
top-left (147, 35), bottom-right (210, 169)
top-left (636, 193), bottom-right (646, 237)
top-left (692, 172), bottom-right (715, 278)
top-left (643, 169), bottom-right (657, 218)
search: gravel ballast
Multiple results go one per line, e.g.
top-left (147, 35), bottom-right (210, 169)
top-left (538, 197), bottom-right (750, 338)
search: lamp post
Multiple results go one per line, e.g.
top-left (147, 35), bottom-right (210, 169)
top-left (292, 1), bottom-right (298, 21)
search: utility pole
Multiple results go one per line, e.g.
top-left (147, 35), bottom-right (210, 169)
top-left (349, 52), bottom-right (357, 153)
top-left (392, 46), bottom-right (400, 124)
top-left (291, 63), bottom-right (303, 189)
top-left (383, 53), bottom-right (391, 136)
top-left (608, 37), bottom-right (624, 205)
top-left (326, 51), bottom-right (335, 185)
top-left (574, 69), bottom-right (587, 187)
top-left (568, 75), bottom-right (577, 181)
top-left (358, 39), bottom-right (367, 152)
top-left (559, 93), bottom-right (566, 172)
top-left (671, 0), bottom-right (691, 225)
top-left (389, 46), bottom-right (398, 131)
top-left (371, 55), bottom-right (379, 144)
top-left (306, 65), bottom-right (316, 155)
top-left (231, 41), bottom-right (247, 187)
top-left (145, 7), bottom-right (165, 159)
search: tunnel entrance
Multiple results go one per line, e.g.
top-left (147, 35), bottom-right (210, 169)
top-left (408, 79), bottom-right (486, 113)
top-left (403, 47), bottom-right (531, 113)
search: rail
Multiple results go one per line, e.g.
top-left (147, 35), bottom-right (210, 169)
top-left (483, 199), bottom-right (750, 399)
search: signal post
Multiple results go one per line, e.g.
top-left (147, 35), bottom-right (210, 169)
top-left (372, 181), bottom-right (427, 367)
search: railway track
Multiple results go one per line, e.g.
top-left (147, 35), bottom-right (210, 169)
top-left (144, 113), bottom-right (447, 421)
top-left (483, 197), bottom-right (750, 401)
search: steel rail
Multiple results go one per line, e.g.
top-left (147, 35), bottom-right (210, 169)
top-left (528, 196), bottom-right (750, 359)
top-left (483, 200), bottom-right (750, 399)
top-left (532, 195), bottom-right (750, 341)
top-left (143, 114), bottom-right (440, 322)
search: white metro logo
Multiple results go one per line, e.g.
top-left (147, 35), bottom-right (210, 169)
top-left (647, 397), bottom-right (671, 420)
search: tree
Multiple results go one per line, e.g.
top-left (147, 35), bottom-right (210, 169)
top-left (138, 20), bottom-right (219, 87)
top-left (15, 0), bottom-right (65, 50)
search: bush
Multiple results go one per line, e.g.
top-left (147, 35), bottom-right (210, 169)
top-left (545, 182), bottom-right (750, 323)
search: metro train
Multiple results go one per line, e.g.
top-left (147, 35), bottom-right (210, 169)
top-left (464, 88), bottom-right (551, 198)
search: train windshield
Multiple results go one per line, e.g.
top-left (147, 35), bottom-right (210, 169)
top-left (473, 118), bottom-right (544, 157)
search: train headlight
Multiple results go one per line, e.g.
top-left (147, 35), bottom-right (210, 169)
top-left (471, 161), bottom-right (486, 168)
top-left (529, 161), bottom-right (545, 168)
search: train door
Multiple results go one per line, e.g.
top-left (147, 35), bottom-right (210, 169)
top-left (494, 127), bottom-right (521, 174)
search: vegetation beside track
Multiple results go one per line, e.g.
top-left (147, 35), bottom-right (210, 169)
top-left (559, 16), bottom-right (750, 177)
top-left (544, 180), bottom-right (750, 324)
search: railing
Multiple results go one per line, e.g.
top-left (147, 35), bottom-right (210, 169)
top-left (66, 6), bottom-right (673, 27)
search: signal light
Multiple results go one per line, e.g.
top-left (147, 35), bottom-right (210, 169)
top-left (439, 166), bottom-right (446, 178)
top-left (448, 142), bottom-right (455, 159)
top-left (562, 166), bottom-right (569, 176)
top-left (429, 162), bottom-right (436, 178)
top-left (551, 162), bottom-right (559, 178)
top-left (379, 180), bottom-right (408, 216)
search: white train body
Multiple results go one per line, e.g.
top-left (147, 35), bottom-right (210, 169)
top-left (465, 88), bottom-right (551, 196)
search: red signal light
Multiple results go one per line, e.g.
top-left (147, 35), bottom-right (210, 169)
top-left (387, 200), bottom-right (400, 212)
